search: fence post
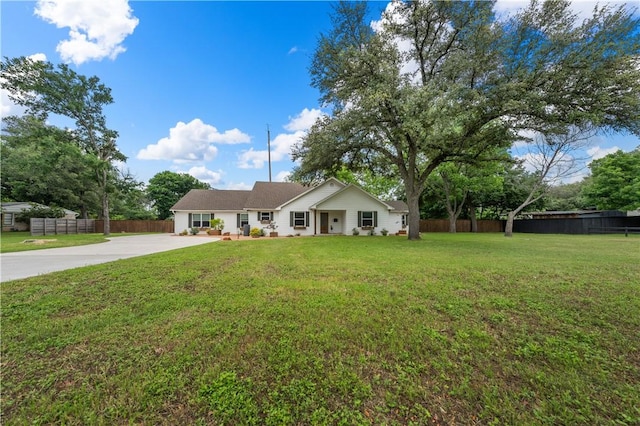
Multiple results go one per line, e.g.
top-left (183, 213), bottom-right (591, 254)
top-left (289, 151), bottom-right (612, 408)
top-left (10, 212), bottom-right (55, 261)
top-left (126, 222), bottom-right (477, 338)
top-left (625, 227), bottom-right (628, 237)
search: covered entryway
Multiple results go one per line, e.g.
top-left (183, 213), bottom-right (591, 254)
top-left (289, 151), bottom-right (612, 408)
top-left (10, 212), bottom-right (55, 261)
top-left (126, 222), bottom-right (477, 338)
top-left (317, 210), bottom-right (345, 234)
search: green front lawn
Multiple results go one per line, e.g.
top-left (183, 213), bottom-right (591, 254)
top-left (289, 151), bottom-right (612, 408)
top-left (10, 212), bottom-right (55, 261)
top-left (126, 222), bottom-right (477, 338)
top-left (2, 234), bottom-right (639, 424)
top-left (0, 232), bottom-right (150, 253)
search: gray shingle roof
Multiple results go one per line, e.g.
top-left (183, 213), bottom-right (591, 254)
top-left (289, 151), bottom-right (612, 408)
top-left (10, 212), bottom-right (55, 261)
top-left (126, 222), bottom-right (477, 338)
top-left (384, 200), bottom-right (409, 212)
top-left (244, 182), bottom-right (308, 209)
top-left (170, 182), bottom-right (405, 213)
top-left (170, 189), bottom-right (250, 211)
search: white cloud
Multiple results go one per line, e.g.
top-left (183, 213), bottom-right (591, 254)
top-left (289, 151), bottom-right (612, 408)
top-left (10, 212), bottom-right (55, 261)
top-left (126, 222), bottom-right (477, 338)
top-left (238, 131), bottom-right (305, 169)
top-left (494, 0), bottom-right (637, 22)
top-left (137, 118), bottom-right (251, 162)
top-left (238, 108), bottom-right (324, 169)
top-left (587, 145), bottom-right (620, 162)
top-left (284, 108), bottom-right (323, 132)
top-left (35, 0), bottom-right (139, 65)
top-left (27, 53), bottom-right (48, 62)
top-left (275, 170), bottom-right (291, 182)
top-left (182, 165), bottom-right (223, 187)
top-left (226, 182), bottom-right (253, 190)
top-left (288, 46), bottom-right (299, 55)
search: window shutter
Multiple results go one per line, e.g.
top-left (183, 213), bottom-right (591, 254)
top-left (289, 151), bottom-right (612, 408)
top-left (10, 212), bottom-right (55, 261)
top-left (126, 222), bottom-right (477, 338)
top-left (357, 211), bottom-right (362, 227)
top-left (257, 212), bottom-right (261, 220)
top-left (270, 212), bottom-right (273, 221)
top-left (212, 213), bottom-right (215, 219)
top-left (305, 211), bottom-right (310, 227)
top-left (374, 211), bottom-right (378, 227)
top-left (237, 214), bottom-right (240, 228)
top-left (290, 211), bottom-right (294, 227)
top-left (188, 213), bottom-right (192, 227)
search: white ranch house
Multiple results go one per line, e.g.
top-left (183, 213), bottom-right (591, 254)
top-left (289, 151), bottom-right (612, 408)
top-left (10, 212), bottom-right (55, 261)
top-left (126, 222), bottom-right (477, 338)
top-left (171, 178), bottom-right (408, 236)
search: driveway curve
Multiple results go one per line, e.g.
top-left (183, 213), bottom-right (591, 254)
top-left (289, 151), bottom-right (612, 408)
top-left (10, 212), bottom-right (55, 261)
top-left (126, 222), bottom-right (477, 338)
top-left (1, 234), bottom-right (218, 282)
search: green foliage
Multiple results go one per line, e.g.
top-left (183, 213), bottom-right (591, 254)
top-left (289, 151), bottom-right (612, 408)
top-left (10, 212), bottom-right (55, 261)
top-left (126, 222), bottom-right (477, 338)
top-left (189, 227), bottom-right (200, 235)
top-left (1, 115), bottom-right (100, 216)
top-left (351, 227), bottom-right (359, 236)
top-left (2, 235), bottom-right (639, 424)
top-left (249, 227), bottom-right (264, 237)
top-left (583, 148), bottom-right (640, 211)
top-left (543, 180), bottom-right (590, 211)
top-left (146, 171), bottom-right (210, 220)
top-left (14, 205), bottom-right (66, 224)
top-left (210, 218), bottom-right (224, 230)
top-left (1, 56), bottom-right (126, 233)
top-left (199, 371), bottom-right (259, 424)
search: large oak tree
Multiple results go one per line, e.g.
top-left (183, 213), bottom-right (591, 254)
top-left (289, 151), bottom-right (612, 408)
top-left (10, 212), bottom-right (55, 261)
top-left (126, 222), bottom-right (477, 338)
top-left (292, 0), bottom-right (640, 240)
top-left (1, 57), bottom-right (125, 235)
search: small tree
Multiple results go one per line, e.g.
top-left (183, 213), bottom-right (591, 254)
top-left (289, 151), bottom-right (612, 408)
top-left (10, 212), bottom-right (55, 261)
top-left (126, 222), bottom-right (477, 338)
top-left (504, 128), bottom-right (594, 236)
top-left (583, 148), bottom-right (640, 211)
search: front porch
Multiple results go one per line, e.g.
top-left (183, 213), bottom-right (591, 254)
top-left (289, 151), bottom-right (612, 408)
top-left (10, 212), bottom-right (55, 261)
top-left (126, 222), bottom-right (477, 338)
top-left (314, 210), bottom-right (345, 235)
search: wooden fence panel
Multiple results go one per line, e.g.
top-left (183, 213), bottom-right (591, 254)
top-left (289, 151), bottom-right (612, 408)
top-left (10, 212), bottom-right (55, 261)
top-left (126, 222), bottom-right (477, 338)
top-left (419, 219), bottom-right (503, 233)
top-left (94, 220), bottom-right (174, 234)
top-left (30, 218), bottom-right (95, 236)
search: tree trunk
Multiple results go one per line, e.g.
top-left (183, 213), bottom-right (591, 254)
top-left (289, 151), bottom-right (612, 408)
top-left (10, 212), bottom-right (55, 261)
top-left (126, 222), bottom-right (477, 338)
top-left (449, 216), bottom-right (456, 233)
top-left (469, 206), bottom-right (478, 233)
top-left (504, 211), bottom-right (515, 237)
top-left (406, 184), bottom-right (421, 240)
top-left (102, 168), bottom-right (110, 236)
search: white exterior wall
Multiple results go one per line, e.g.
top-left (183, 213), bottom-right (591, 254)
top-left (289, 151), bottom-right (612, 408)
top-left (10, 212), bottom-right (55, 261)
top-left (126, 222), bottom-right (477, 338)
top-left (279, 180), bottom-right (345, 235)
top-left (174, 211), bottom-right (245, 234)
top-left (317, 187), bottom-right (388, 236)
top-left (174, 212), bottom-right (189, 234)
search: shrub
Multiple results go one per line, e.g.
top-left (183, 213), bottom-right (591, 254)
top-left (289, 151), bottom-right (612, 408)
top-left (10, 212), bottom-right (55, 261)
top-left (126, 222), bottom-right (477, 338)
top-left (189, 227), bottom-right (200, 235)
top-left (250, 227), bottom-right (262, 237)
top-left (368, 228), bottom-right (376, 236)
top-left (381, 228), bottom-right (389, 236)
top-left (15, 204), bottom-right (66, 224)
top-left (352, 227), bottom-right (360, 236)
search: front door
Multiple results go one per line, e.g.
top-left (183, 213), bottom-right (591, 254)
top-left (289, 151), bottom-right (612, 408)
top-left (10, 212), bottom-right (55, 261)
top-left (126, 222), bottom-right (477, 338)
top-left (320, 212), bottom-right (329, 234)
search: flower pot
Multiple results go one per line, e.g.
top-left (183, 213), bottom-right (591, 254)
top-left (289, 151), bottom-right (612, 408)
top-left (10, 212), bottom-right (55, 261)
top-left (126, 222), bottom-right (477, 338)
top-left (269, 232), bottom-right (278, 237)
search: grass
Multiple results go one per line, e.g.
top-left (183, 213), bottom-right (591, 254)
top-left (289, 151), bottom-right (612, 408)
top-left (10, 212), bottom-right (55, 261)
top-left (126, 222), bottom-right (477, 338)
top-left (0, 231), bottom-right (144, 253)
top-left (2, 233), bottom-right (639, 425)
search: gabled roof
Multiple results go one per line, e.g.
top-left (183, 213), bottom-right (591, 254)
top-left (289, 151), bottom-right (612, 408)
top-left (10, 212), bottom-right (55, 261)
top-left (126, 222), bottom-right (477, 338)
top-left (170, 179), bottom-right (408, 213)
top-left (171, 189), bottom-right (250, 211)
top-left (384, 200), bottom-right (409, 212)
top-left (244, 182), bottom-right (308, 210)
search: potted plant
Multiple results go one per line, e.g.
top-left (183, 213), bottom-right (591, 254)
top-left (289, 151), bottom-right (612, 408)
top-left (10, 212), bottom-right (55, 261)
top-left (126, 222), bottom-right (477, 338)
top-left (208, 218), bottom-right (224, 235)
top-left (264, 221), bottom-right (278, 237)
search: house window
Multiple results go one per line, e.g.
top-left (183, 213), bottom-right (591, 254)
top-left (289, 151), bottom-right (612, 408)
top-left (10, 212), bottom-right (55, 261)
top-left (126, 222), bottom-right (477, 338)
top-left (402, 214), bottom-right (407, 227)
top-left (192, 213), bottom-right (212, 228)
top-left (3, 213), bottom-right (13, 226)
top-left (237, 213), bottom-right (249, 227)
top-left (358, 211), bottom-right (378, 228)
top-left (290, 211), bottom-right (309, 228)
top-left (258, 211), bottom-right (273, 223)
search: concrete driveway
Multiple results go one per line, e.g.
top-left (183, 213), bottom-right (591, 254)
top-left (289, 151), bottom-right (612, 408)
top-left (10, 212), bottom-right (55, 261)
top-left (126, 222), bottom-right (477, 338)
top-left (1, 234), bottom-right (218, 282)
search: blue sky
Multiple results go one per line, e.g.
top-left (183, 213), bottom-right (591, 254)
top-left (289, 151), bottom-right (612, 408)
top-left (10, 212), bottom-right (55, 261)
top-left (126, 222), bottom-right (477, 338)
top-left (2, 0), bottom-right (638, 189)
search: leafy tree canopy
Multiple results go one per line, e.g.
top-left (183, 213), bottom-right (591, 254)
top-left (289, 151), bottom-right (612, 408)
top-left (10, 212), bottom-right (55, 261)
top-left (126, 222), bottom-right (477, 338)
top-left (147, 171), bottom-right (211, 220)
top-left (583, 148), bottom-right (640, 211)
top-left (292, 0), bottom-right (640, 239)
top-left (1, 115), bottom-right (100, 217)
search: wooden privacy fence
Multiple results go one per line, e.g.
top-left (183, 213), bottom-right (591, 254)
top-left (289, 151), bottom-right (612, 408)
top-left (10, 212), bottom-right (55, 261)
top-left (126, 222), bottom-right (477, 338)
top-left (95, 220), bottom-right (174, 234)
top-left (419, 219), bottom-right (504, 233)
top-left (30, 218), bottom-right (95, 236)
